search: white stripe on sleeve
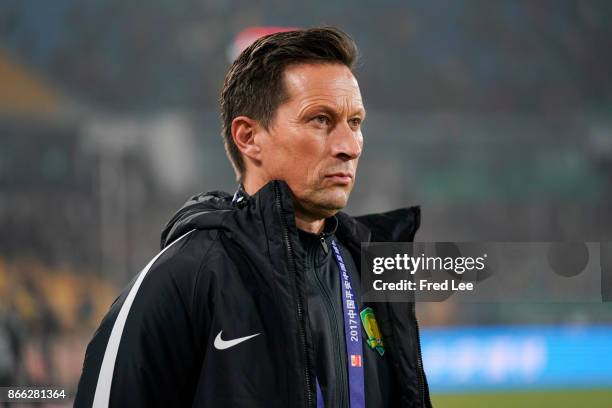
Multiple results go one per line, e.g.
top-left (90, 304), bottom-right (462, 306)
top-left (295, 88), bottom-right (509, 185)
top-left (92, 229), bottom-right (196, 407)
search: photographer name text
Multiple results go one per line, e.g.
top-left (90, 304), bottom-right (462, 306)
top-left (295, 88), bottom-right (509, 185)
top-left (370, 253), bottom-right (488, 292)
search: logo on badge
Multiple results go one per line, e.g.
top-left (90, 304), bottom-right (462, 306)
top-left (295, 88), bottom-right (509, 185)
top-left (350, 354), bottom-right (362, 367)
top-left (360, 307), bottom-right (385, 356)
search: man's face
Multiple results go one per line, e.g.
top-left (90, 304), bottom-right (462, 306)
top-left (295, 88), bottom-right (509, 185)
top-left (258, 63), bottom-right (365, 219)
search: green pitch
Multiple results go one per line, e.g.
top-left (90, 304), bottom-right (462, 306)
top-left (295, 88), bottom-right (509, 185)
top-left (431, 389), bottom-right (612, 408)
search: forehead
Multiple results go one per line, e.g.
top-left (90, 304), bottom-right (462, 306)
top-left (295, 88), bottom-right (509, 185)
top-left (281, 63), bottom-right (364, 111)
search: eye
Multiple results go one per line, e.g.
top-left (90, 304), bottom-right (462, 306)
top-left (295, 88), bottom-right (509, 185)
top-left (349, 117), bottom-right (362, 128)
top-left (311, 115), bottom-right (331, 127)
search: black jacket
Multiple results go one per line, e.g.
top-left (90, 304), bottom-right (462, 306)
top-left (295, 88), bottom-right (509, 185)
top-left (299, 222), bottom-right (392, 407)
top-left (75, 180), bottom-right (431, 407)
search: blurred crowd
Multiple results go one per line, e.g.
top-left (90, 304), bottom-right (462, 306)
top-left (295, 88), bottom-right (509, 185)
top-left (0, 257), bottom-right (116, 405)
top-left (0, 1), bottom-right (610, 113)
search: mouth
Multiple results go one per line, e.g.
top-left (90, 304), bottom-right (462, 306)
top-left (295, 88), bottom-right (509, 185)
top-left (324, 172), bottom-right (353, 185)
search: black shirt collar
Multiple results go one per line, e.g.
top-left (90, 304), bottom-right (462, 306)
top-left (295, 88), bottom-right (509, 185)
top-left (231, 183), bottom-right (250, 207)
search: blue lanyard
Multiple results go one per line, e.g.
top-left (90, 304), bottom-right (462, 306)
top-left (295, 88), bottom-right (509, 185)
top-left (316, 239), bottom-right (365, 408)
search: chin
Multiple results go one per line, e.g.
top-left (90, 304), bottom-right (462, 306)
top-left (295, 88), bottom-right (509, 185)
top-left (294, 185), bottom-right (352, 218)
top-left (317, 190), bottom-right (350, 213)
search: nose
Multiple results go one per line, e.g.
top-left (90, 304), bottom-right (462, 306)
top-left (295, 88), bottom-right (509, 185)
top-left (331, 121), bottom-right (363, 161)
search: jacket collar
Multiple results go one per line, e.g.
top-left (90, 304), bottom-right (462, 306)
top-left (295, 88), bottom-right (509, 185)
top-left (161, 179), bottom-right (420, 249)
top-left (232, 180), bottom-right (420, 246)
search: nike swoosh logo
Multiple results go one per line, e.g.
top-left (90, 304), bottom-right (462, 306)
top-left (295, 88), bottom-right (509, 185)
top-left (214, 330), bottom-right (261, 350)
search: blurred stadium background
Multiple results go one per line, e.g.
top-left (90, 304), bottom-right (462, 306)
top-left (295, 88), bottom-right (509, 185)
top-left (1, 1), bottom-right (611, 406)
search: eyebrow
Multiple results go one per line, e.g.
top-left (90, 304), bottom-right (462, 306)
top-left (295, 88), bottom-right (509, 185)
top-left (302, 104), bottom-right (366, 120)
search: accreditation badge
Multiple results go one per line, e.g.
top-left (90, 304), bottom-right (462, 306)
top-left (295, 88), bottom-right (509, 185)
top-left (360, 307), bottom-right (385, 356)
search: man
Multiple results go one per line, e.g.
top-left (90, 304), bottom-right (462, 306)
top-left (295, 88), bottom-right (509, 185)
top-left (75, 27), bottom-right (431, 407)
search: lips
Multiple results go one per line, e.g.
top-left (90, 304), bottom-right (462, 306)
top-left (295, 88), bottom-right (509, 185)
top-left (325, 172), bottom-right (353, 185)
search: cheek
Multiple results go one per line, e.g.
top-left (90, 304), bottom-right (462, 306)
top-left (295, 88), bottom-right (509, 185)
top-left (267, 123), bottom-right (327, 182)
top-left (290, 147), bottom-right (320, 184)
top-left (301, 141), bottom-right (327, 179)
top-left (261, 132), bottom-right (293, 167)
top-left (289, 132), bottom-right (324, 161)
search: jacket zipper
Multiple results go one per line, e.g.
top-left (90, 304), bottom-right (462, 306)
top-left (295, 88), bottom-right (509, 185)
top-left (311, 239), bottom-right (349, 408)
top-left (319, 235), bottom-right (329, 254)
top-left (274, 183), bottom-right (313, 408)
top-left (412, 302), bottom-right (429, 408)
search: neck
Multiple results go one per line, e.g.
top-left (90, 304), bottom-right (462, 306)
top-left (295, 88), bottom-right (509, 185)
top-left (242, 176), bottom-right (325, 235)
top-left (242, 175), bottom-right (266, 197)
top-left (295, 210), bottom-right (325, 234)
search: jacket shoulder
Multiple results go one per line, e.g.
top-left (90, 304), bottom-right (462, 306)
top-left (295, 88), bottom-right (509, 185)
top-left (75, 228), bottom-right (223, 407)
top-left (354, 206), bottom-right (421, 242)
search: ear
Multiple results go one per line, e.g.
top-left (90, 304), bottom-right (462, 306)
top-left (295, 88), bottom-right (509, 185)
top-left (231, 116), bottom-right (263, 162)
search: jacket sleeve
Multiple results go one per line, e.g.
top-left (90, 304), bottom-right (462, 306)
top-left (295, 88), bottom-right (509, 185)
top-left (74, 229), bottom-right (211, 408)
